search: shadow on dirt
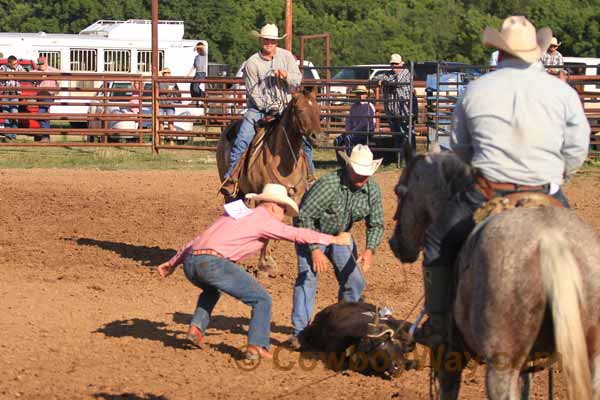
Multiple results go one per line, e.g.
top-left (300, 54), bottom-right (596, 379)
top-left (94, 318), bottom-right (194, 350)
top-left (171, 312), bottom-right (294, 336)
top-left (93, 393), bottom-right (169, 400)
top-left (68, 237), bottom-right (176, 266)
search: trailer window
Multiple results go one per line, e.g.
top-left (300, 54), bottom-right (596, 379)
top-left (37, 51), bottom-right (61, 69)
top-left (104, 49), bottom-right (131, 73)
top-left (70, 49), bottom-right (97, 72)
top-left (137, 50), bottom-right (164, 73)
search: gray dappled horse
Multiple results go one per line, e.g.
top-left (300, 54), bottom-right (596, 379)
top-left (388, 147), bottom-right (600, 400)
top-left (216, 87), bottom-right (326, 274)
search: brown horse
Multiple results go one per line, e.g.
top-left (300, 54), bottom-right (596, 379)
top-left (216, 87), bottom-right (326, 273)
top-left (388, 148), bottom-right (600, 400)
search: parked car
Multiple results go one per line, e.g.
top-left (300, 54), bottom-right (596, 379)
top-left (87, 81), bottom-right (203, 143)
top-left (0, 58), bottom-right (40, 130)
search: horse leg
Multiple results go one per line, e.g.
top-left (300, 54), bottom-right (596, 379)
top-left (258, 240), bottom-right (278, 277)
top-left (435, 347), bottom-right (464, 400)
top-left (486, 365), bottom-right (521, 400)
top-left (519, 372), bottom-right (530, 400)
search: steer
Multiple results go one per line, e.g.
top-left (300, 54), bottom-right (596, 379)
top-left (300, 301), bottom-right (416, 378)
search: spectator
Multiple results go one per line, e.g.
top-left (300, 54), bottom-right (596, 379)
top-left (287, 144), bottom-right (384, 350)
top-left (188, 42), bottom-right (207, 102)
top-left (34, 56), bottom-right (60, 142)
top-left (159, 68), bottom-right (181, 144)
top-left (0, 55), bottom-right (25, 140)
top-left (541, 36), bottom-right (564, 76)
top-left (334, 85), bottom-right (375, 163)
top-left (372, 53), bottom-right (417, 160)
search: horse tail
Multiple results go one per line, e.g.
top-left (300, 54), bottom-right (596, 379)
top-left (539, 229), bottom-right (592, 400)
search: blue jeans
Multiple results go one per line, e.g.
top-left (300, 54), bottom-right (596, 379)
top-left (389, 117), bottom-right (415, 152)
top-left (183, 254), bottom-right (272, 349)
top-left (2, 97), bottom-right (18, 139)
top-left (34, 105), bottom-right (50, 141)
top-left (226, 108), bottom-right (315, 177)
top-left (291, 242), bottom-right (365, 336)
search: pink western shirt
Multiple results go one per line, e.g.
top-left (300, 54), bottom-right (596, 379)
top-left (167, 207), bottom-right (335, 267)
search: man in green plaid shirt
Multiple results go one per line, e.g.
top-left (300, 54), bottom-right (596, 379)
top-left (289, 145), bottom-right (385, 347)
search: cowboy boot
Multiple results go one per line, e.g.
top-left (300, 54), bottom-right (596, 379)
top-left (413, 264), bottom-right (452, 349)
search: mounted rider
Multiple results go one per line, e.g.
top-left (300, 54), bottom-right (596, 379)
top-left (221, 23), bottom-right (313, 197)
top-left (415, 16), bottom-right (590, 348)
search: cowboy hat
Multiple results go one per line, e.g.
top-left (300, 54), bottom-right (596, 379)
top-left (483, 15), bottom-right (552, 64)
top-left (338, 144), bottom-right (382, 177)
top-left (549, 37), bottom-right (561, 47)
top-left (251, 23), bottom-right (287, 40)
top-left (245, 183), bottom-right (299, 217)
top-left (389, 54), bottom-right (404, 65)
top-left (351, 85), bottom-right (373, 95)
top-left (159, 68), bottom-right (171, 75)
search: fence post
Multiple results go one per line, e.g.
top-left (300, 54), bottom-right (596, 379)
top-left (151, 0), bottom-right (159, 155)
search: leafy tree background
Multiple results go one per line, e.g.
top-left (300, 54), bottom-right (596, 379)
top-left (0, 0), bottom-right (598, 70)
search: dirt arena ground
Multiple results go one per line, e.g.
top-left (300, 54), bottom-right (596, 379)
top-left (2, 168), bottom-right (600, 400)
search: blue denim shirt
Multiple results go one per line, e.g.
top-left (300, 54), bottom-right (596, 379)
top-left (451, 59), bottom-right (590, 186)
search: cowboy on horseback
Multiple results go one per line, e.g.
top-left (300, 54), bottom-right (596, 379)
top-left (221, 23), bottom-right (312, 197)
top-left (414, 16), bottom-right (590, 348)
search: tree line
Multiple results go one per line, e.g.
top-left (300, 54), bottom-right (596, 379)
top-left (0, 0), bottom-right (598, 70)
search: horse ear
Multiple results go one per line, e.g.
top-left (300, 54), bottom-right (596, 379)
top-left (303, 85), bottom-right (317, 98)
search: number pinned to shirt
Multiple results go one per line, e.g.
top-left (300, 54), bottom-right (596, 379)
top-left (224, 199), bottom-right (252, 219)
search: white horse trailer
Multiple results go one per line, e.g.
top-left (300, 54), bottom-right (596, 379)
top-left (0, 19), bottom-right (206, 131)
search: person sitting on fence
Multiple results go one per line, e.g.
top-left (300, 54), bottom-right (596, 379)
top-left (34, 56), bottom-right (60, 142)
top-left (541, 36), bottom-right (564, 77)
top-left (159, 68), bottom-right (181, 144)
top-left (334, 85), bottom-right (375, 165)
top-left (157, 183), bottom-right (352, 360)
top-left (0, 55), bottom-right (25, 140)
top-left (220, 23), bottom-right (305, 197)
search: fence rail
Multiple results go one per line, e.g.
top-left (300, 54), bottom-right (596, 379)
top-left (1, 67), bottom-right (599, 160)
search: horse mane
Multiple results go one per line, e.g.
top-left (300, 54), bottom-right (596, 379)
top-left (434, 152), bottom-right (474, 195)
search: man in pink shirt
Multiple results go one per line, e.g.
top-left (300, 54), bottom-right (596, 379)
top-left (157, 183), bottom-right (351, 360)
top-left (34, 56), bottom-right (60, 142)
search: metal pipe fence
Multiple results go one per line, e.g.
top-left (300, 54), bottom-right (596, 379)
top-left (1, 66), bottom-right (599, 159)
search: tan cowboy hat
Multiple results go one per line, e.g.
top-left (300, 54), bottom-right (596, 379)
top-left (483, 15), bottom-right (552, 63)
top-left (351, 85), bottom-right (373, 95)
top-left (338, 144), bottom-right (382, 177)
top-left (245, 183), bottom-right (299, 217)
top-left (549, 37), bottom-right (561, 47)
top-left (160, 68), bottom-right (171, 76)
top-left (251, 23), bottom-right (287, 40)
top-left (389, 53), bottom-right (404, 65)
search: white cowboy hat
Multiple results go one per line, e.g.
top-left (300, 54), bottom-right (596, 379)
top-left (389, 54), bottom-right (404, 65)
top-left (549, 37), bottom-right (561, 47)
top-left (483, 15), bottom-right (552, 64)
top-left (351, 85), bottom-right (373, 95)
top-left (251, 23), bottom-right (287, 40)
top-left (245, 183), bottom-right (299, 217)
top-left (338, 144), bottom-right (382, 177)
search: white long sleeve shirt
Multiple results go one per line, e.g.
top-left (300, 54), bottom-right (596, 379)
top-left (451, 59), bottom-right (590, 186)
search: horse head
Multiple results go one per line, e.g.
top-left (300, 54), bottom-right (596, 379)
top-left (388, 144), bottom-right (472, 262)
top-left (290, 86), bottom-right (327, 147)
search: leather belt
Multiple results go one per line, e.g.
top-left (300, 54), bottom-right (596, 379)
top-left (475, 175), bottom-right (548, 200)
top-left (191, 249), bottom-right (224, 258)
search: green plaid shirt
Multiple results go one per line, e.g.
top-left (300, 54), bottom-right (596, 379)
top-left (295, 169), bottom-right (384, 251)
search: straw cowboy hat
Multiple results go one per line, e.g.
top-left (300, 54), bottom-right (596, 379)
top-left (338, 144), bottom-right (382, 177)
top-left (549, 37), bottom-right (561, 47)
top-left (483, 15), bottom-right (552, 63)
top-left (246, 183), bottom-right (299, 216)
top-left (160, 68), bottom-right (171, 75)
top-left (351, 85), bottom-right (373, 95)
top-left (389, 54), bottom-right (404, 65)
top-left (251, 23), bottom-right (287, 40)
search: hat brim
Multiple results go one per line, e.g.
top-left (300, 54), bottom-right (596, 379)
top-left (245, 193), bottom-right (298, 217)
top-left (483, 26), bottom-right (552, 63)
top-left (338, 151), bottom-right (383, 177)
top-left (352, 89), bottom-right (372, 95)
top-left (250, 30), bottom-right (287, 40)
